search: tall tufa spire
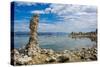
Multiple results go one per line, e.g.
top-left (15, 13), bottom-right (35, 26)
top-left (26, 14), bottom-right (40, 56)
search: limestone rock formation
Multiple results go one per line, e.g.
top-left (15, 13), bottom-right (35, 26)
top-left (11, 48), bottom-right (32, 65)
top-left (25, 14), bottom-right (40, 56)
top-left (11, 49), bottom-right (20, 65)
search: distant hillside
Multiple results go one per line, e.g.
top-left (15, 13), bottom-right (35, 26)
top-left (14, 32), bottom-right (68, 36)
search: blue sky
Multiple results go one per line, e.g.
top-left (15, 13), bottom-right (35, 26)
top-left (13, 2), bottom-right (97, 33)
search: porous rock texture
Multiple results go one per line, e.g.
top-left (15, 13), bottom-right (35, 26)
top-left (25, 14), bottom-right (40, 56)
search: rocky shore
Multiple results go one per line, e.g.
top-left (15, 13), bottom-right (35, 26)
top-left (11, 14), bottom-right (97, 66)
top-left (11, 44), bottom-right (97, 65)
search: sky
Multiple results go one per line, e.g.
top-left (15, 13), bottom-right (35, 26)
top-left (12, 2), bottom-right (97, 33)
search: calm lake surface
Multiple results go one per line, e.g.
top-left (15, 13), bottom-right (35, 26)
top-left (14, 33), bottom-right (96, 51)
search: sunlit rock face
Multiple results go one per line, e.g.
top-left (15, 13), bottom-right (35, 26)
top-left (26, 14), bottom-right (40, 56)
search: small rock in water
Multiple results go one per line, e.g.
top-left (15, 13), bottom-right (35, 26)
top-left (47, 49), bottom-right (54, 55)
top-left (63, 50), bottom-right (69, 54)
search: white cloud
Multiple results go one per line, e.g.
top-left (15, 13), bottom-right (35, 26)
top-left (31, 10), bottom-right (45, 14)
top-left (38, 23), bottom-right (57, 32)
top-left (30, 8), bottom-right (52, 14)
top-left (45, 8), bottom-right (52, 13)
top-left (44, 4), bottom-right (97, 32)
top-left (47, 4), bottom-right (97, 15)
top-left (38, 19), bottom-right (97, 33)
top-left (15, 3), bottom-right (97, 32)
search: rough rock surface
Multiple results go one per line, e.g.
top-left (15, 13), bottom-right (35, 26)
top-left (11, 49), bottom-right (32, 65)
top-left (25, 14), bottom-right (40, 56)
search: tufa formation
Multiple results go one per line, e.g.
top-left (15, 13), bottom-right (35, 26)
top-left (25, 14), bottom-right (40, 56)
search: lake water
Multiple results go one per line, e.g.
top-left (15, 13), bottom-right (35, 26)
top-left (14, 34), bottom-right (96, 51)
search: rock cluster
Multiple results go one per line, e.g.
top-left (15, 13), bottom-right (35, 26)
top-left (11, 45), bottom-right (97, 65)
top-left (41, 49), bottom-right (54, 55)
top-left (11, 49), bottom-right (32, 65)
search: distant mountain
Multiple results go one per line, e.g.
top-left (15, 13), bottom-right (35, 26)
top-left (14, 32), bottom-right (68, 36)
top-left (14, 32), bottom-right (29, 36)
top-left (38, 32), bottom-right (67, 36)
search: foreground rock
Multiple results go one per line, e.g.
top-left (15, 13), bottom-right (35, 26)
top-left (11, 49), bottom-right (32, 65)
top-left (11, 44), bottom-right (97, 65)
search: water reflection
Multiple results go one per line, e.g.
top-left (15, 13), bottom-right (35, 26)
top-left (69, 35), bottom-right (97, 43)
top-left (14, 34), bottom-right (97, 51)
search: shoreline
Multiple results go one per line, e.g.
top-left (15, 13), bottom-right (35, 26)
top-left (11, 44), bottom-right (97, 65)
